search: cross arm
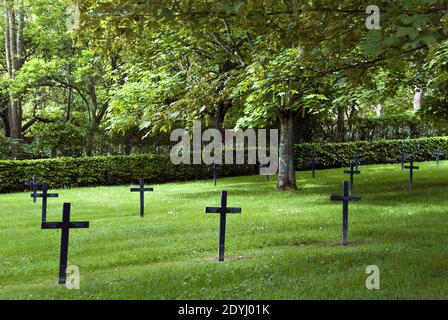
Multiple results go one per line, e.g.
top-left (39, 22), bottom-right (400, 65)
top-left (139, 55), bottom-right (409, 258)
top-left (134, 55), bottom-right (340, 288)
top-left (33, 193), bottom-right (59, 198)
top-left (132, 188), bottom-right (153, 191)
top-left (205, 207), bottom-right (220, 214)
top-left (344, 170), bottom-right (360, 174)
top-left (25, 181), bottom-right (43, 186)
top-left (42, 221), bottom-right (90, 229)
top-left (330, 195), bottom-right (343, 201)
top-left (205, 207), bottom-right (241, 214)
top-left (331, 195), bottom-right (361, 202)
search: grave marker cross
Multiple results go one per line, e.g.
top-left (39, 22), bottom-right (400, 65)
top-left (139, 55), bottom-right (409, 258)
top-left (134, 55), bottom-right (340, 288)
top-left (42, 203), bottom-right (89, 285)
top-left (330, 181), bottom-right (361, 246)
top-left (209, 163), bottom-right (223, 186)
top-left (34, 183), bottom-right (59, 224)
top-left (205, 191), bottom-right (241, 262)
top-left (259, 161), bottom-right (271, 182)
top-left (352, 155), bottom-right (362, 171)
top-left (25, 175), bottom-right (43, 204)
top-left (343, 163), bottom-right (360, 195)
top-left (404, 160), bottom-right (420, 191)
top-left (433, 149), bottom-right (444, 167)
top-left (130, 178), bottom-right (154, 218)
top-left (311, 158), bottom-right (319, 178)
top-left (397, 153), bottom-right (409, 171)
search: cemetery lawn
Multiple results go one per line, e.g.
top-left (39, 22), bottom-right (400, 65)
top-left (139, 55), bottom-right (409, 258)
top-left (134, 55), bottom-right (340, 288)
top-left (1, 162), bottom-right (448, 300)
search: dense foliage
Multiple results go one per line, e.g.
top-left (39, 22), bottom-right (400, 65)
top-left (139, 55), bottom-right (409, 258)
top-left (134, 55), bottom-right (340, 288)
top-left (0, 0), bottom-right (447, 189)
top-left (0, 153), bottom-right (256, 192)
top-left (296, 136), bottom-right (448, 169)
top-left (1, 137), bottom-right (446, 192)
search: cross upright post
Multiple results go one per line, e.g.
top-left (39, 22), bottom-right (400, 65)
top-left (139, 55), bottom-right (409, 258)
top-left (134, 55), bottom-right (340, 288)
top-left (311, 158), bottom-right (319, 178)
top-left (433, 149), bottom-right (444, 167)
top-left (25, 174), bottom-right (43, 204)
top-left (259, 161), bottom-right (271, 182)
top-left (343, 162), bottom-right (360, 195)
top-left (404, 160), bottom-right (420, 191)
top-left (209, 163), bottom-right (223, 186)
top-left (34, 183), bottom-right (59, 224)
top-left (213, 163), bottom-right (218, 186)
top-left (352, 155), bottom-right (361, 171)
top-left (330, 181), bottom-right (361, 246)
top-left (42, 203), bottom-right (89, 285)
top-left (130, 178), bottom-right (154, 218)
top-left (397, 153), bottom-right (409, 171)
top-left (205, 191), bottom-right (241, 262)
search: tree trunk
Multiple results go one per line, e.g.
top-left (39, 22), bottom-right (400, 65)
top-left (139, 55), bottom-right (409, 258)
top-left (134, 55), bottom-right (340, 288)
top-left (3, 0), bottom-right (24, 157)
top-left (278, 112), bottom-right (297, 190)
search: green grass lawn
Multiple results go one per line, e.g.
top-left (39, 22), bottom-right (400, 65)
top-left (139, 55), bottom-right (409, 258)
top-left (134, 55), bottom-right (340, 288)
top-left (1, 161), bottom-right (448, 300)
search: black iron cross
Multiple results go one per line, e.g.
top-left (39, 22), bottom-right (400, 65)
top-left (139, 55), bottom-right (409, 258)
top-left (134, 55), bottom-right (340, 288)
top-left (259, 161), bottom-right (271, 182)
top-left (344, 162), bottom-right (360, 195)
top-left (25, 174), bottom-right (43, 204)
top-left (130, 178), bottom-right (153, 218)
top-left (209, 163), bottom-right (222, 186)
top-left (397, 153), bottom-right (409, 171)
top-left (404, 160), bottom-right (420, 191)
top-left (311, 158), bottom-right (319, 178)
top-left (330, 181), bottom-right (361, 246)
top-left (42, 203), bottom-right (89, 285)
top-left (34, 183), bottom-right (59, 224)
top-left (352, 155), bottom-right (362, 171)
top-left (205, 191), bottom-right (241, 262)
top-left (433, 149), bottom-right (444, 167)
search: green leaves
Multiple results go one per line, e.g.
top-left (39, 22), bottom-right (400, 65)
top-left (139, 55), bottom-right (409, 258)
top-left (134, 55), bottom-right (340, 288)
top-left (396, 27), bottom-right (420, 41)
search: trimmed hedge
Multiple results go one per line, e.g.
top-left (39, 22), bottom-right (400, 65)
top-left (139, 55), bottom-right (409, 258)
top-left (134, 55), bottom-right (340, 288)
top-left (0, 153), bottom-right (256, 193)
top-left (295, 137), bottom-right (448, 169)
top-left (1, 137), bottom-right (447, 192)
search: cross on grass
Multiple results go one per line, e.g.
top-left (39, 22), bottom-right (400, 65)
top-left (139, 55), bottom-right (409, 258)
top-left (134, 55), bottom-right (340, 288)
top-left (25, 175), bottom-right (43, 204)
top-left (42, 203), bottom-right (89, 285)
top-left (34, 183), bottom-right (59, 224)
top-left (130, 178), bottom-right (154, 218)
top-left (205, 191), bottom-right (241, 262)
top-left (330, 181), bottom-right (361, 246)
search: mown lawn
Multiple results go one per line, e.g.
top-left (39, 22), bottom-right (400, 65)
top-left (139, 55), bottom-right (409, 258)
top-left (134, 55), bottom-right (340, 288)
top-left (1, 161), bottom-right (447, 299)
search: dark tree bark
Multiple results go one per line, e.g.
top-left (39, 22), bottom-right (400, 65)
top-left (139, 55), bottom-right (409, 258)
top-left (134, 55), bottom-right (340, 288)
top-left (278, 111), bottom-right (297, 190)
